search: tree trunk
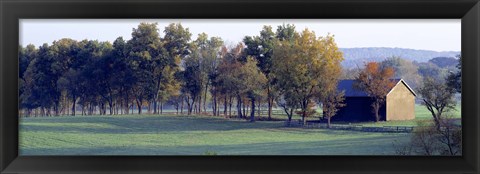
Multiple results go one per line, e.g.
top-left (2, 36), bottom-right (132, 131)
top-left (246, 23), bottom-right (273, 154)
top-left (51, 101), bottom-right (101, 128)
top-left (373, 101), bottom-right (380, 122)
top-left (302, 100), bottom-right (307, 125)
top-left (181, 96), bottom-right (184, 114)
top-left (267, 87), bottom-right (272, 120)
top-left (204, 83), bottom-right (208, 113)
top-left (236, 95), bottom-right (242, 118)
top-left (160, 101), bottom-right (163, 115)
top-left (229, 96), bottom-right (233, 117)
top-left (198, 94), bottom-right (202, 114)
top-left (71, 96), bottom-right (76, 116)
top-left (288, 108), bottom-right (293, 121)
top-left (327, 117), bottom-right (331, 128)
top-left (186, 96), bottom-right (191, 115)
top-left (213, 92), bottom-right (217, 116)
top-left (176, 104), bottom-right (179, 115)
top-left (153, 100), bottom-right (158, 114)
top-left (223, 95), bottom-right (228, 116)
top-left (257, 99), bottom-right (261, 117)
top-left (148, 101), bottom-right (152, 114)
top-left (109, 99), bottom-right (114, 115)
top-left (242, 101), bottom-right (246, 118)
top-left (136, 99), bottom-right (142, 114)
top-left (125, 92), bottom-right (130, 115)
top-left (250, 98), bottom-right (255, 122)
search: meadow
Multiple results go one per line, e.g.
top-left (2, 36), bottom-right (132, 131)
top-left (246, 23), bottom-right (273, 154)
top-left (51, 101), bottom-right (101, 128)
top-left (19, 104), bottom-right (460, 155)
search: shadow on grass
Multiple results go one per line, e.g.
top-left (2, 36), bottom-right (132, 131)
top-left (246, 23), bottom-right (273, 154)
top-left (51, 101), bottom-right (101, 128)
top-left (20, 134), bottom-right (410, 156)
top-left (20, 115), bottom-right (285, 134)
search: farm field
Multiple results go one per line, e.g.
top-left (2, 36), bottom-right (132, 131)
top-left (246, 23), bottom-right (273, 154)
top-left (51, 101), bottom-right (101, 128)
top-left (19, 104), bottom-right (459, 155)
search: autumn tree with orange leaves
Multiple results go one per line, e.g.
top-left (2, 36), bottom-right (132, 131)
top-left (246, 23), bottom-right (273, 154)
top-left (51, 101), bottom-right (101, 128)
top-left (354, 62), bottom-right (395, 122)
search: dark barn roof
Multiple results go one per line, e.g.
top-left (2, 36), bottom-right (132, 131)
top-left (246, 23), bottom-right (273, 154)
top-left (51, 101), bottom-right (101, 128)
top-left (337, 79), bottom-right (415, 97)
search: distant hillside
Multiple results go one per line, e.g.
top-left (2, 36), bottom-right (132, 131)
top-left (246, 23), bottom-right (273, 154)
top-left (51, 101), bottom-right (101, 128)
top-left (428, 57), bottom-right (459, 69)
top-left (340, 47), bottom-right (460, 68)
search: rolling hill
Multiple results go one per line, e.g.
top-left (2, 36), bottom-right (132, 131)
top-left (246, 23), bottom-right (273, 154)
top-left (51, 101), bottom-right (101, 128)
top-left (340, 47), bottom-right (460, 68)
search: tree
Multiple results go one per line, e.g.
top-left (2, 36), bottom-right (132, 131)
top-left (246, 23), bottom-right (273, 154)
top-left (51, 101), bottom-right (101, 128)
top-left (90, 42), bottom-right (117, 115)
top-left (204, 36), bottom-right (224, 115)
top-left (446, 55), bottom-right (461, 93)
top-left (322, 90), bottom-right (345, 128)
top-left (316, 33), bottom-right (345, 127)
top-left (380, 56), bottom-right (423, 89)
top-left (160, 23), bottom-right (191, 114)
top-left (49, 38), bottom-right (80, 116)
top-left (23, 43), bottom-right (58, 116)
top-left (354, 62), bottom-right (395, 122)
top-left (276, 24), bottom-right (298, 41)
top-left (19, 44), bottom-right (38, 116)
top-left (240, 57), bottom-right (267, 122)
top-left (395, 116), bottom-right (461, 156)
top-left (243, 26), bottom-right (276, 120)
top-left (417, 77), bottom-right (456, 130)
top-left (190, 33), bottom-right (224, 115)
top-left (126, 22), bottom-right (176, 114)
top-left (216, 44), bottom-right (244, 117)
top-left (417, 62), bottom-right (448, 81)
top-left (111, 37), bottom-right (136, 114)
top-left (76, 40), bottom-right (111, 115)
top-left (275, 91), bottom-right (298, 121)
top-left (272, 29), bottom-right (342, 124)
top-left (181, 50), bottom-right (203, 115)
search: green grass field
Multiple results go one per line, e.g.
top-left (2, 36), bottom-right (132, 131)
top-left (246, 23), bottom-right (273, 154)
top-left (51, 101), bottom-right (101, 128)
top-left (19, 104), bottom-right (460, 155)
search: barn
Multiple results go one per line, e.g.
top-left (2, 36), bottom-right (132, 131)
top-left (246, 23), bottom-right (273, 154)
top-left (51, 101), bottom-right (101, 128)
top-left (332, 79), bottom-right (416, 122)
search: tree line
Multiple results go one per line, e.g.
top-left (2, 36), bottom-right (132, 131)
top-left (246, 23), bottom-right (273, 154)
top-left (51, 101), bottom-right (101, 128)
top-left (19, 22), bottom-right (461, 128)
top-left (19, 23), bottom-right (346, 123)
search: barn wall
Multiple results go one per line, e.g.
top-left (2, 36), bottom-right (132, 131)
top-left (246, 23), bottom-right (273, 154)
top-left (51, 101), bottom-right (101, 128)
top-left (333, 97), bottom-right (386, 122)
top-left (386, 82), bottom-right (415, 121)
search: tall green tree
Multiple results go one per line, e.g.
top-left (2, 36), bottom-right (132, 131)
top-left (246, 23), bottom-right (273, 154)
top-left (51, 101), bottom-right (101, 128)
top-left (181, 52), bottom-right (202, 115)
top-left (240, 57), bottom-right (267, 122)
top-left (160, 23), bottom-right (192, 114)
top-left (127, 23), bottom-right (169, 114)
top-left (19, 44), bottom-right (38, 116)
top-left (23, 43), bottom-right (58, 116)
top-left (111, 37), bottom-right (136, 114)
top-left (243, 25), bottom-right (277, 120)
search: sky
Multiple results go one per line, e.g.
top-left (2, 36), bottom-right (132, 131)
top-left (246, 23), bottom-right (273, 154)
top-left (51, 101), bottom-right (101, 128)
top-left (20, 19), bottom-right (461, 52)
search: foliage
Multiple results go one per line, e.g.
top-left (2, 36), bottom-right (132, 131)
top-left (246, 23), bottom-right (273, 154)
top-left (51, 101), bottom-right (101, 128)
top-left (380, 56), bottom-right (423, 89)
top-left (395, 116), bottom-right (461, 156)
top-left (446, 55), bottom-right (461, 93)
top-left (322, 90), bottom-right (346, 128)
top-left (416, 62), bottom-right (448, 81)
top-left (19, 23), bottom-right (190, 117)
top-left (243, 25), bottom-right (277, 120)
top-left (417, 77), bottom-right (456, 130)
top-left (272, 29), bottom-right (344, 125)
top-left (240, 57), bottom-right (268, 122)
top-left (428, 57), bottom-right (459, 69)
top-left (354, 62), bottom-right (395, 122)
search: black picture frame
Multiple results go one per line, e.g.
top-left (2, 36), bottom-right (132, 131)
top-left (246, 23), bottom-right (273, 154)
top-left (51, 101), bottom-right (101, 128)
top-left (1, 0), bottom-right (479, 173)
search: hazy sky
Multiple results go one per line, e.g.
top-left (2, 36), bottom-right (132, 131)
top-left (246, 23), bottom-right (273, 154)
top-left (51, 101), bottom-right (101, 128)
top-left (20, 19), bottom-right (461, 52)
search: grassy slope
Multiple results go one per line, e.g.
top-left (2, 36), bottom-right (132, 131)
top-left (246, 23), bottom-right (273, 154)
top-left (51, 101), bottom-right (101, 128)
top-left (20, 115), bottom-right (409, 155)
top-left (19, 104), bottom-right (460, 155)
